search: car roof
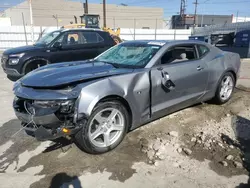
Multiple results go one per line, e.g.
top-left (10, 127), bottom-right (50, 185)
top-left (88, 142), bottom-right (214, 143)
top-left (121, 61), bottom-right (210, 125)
top-left (122, 40), bottom-right (209, 46)
top-left (54, 28), bottom-right (106, 33)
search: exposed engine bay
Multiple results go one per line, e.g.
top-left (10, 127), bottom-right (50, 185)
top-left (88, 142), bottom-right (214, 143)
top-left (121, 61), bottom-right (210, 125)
top-left (13, 96), bottom-right (82, 140)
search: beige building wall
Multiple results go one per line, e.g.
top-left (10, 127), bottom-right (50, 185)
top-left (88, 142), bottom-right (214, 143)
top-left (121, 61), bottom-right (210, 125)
top-left (2, 0), bottom-right (164, 29)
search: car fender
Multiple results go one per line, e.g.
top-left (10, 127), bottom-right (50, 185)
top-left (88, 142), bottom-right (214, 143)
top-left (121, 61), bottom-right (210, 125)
top-left (76, 71), bottom-right (151, 128)
top-left (77, 78), bottom-right (127, 117)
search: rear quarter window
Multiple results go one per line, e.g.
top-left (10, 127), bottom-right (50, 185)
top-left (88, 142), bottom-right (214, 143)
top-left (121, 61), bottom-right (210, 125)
top-left (81, 32), bottom-right (104, 44)
top-left (197, 45), bottom-right (210, 58)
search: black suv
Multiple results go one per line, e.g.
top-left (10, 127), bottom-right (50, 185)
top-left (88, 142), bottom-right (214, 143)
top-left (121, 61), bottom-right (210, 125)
top-left (1, 28), bottom-right (116, 80)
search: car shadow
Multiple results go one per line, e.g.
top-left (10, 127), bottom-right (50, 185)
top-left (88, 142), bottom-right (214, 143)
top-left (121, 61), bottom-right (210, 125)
top-left (221, 115), bottom-right (250, 188)
top-left (49, 172), bottom-right (83, 188)
top-left (43, 137), bottom-right (73, 153)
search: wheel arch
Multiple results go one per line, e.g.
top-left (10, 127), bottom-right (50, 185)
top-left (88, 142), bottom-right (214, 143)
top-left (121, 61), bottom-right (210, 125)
top-left (22, 57), bottom-right (50, 74)
top-left (97, 95), bottom-right (133, 128)
top-left (77, 91), bottom-right (133, 130)
top-left (220, 68), bottom-right (237, 84)
top-left (227, 70), bottom-right (237, 82)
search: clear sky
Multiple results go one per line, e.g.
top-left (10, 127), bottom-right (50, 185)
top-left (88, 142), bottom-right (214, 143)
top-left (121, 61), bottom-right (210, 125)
top-left (1, 0), bottom-right (250, 18)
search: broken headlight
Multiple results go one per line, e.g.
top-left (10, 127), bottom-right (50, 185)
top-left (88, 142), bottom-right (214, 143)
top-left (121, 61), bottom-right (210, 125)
top-left (33, 100), bottom-right (75, 113)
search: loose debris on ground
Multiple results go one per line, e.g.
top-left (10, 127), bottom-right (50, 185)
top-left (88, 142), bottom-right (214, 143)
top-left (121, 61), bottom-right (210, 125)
top-left (138, 89), bottom-right (250, 177)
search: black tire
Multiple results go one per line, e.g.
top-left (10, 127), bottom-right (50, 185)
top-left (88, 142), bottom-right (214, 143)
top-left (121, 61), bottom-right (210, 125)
top-left (24, 60), bottom-right (47, 75)
top-left (213, 72), bottom-right (235, 105)
top-left (75, 100), bottom-right (129, 154)
top-left (25, 63), bottom-right (39, 74)
top-left (25, 130), bottom-right (35, 137)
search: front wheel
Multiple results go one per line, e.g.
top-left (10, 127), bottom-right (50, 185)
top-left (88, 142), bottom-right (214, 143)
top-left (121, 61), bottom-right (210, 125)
top-left (75, 100), bottom-right (129, 154)
top-left (213, 72), bottom-right (235, 104)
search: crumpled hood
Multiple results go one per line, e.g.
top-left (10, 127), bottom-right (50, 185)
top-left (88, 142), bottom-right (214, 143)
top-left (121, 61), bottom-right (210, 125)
top-left (4, 45), bottom-right (43, 55)
top-left (20, 61), bottom-right (134, 88)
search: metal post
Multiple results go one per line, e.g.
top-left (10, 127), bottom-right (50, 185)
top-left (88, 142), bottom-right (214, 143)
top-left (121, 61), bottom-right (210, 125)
top-left (29, 0), bottom-right (34, 43)
top-left (193, 0), bottom-right (198, 28)
top-left (103, 0), bottom-right (107, 28)
top-left (235, 11), bottom-right (239, 33)
top-left (56, 15), bottom-right (58, 28)
top-left (201, 14), bottom-right (204, 27)
top-left (134, 19), bottom-right (136, 40)
top-left (155, 18), bottom-right (157, 40)
top-left (236, 10), bottom-right (239, 23)
top-left (174, 29), bottom-right (176, 40)
top-left (22, 12), bottom-right (28, 45)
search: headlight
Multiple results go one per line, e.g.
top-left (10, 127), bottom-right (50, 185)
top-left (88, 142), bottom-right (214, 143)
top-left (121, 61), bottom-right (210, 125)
top-left (33, 100), bottom-right (75, 113)
top-left (8, 53), bottom-right (25, 65)
top-left (9, 58), bottom-right (20, 65)
top-left (60, 100), bottom-right (75, 113)
top-left (33, 100), bottom-right (60, 108)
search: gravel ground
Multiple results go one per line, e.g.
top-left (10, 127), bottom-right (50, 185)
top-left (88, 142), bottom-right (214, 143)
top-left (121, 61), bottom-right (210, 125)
top-left (0, 59), bottom-right (250, 188)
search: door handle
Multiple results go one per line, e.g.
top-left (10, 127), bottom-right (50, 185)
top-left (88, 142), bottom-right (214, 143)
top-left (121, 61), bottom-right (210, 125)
top-left (197, 66), bottom-right (204, 71)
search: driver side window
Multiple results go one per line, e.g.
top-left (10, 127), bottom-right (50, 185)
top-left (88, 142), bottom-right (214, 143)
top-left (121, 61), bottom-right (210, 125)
top-left (55, 32), bottom-right (82, 46)
top-left (161, 44), bottom-right (198, 64)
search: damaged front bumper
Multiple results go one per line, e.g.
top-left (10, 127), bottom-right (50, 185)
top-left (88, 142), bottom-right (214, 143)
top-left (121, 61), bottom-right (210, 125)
top-left (13, 97), bottom-right (82, 141)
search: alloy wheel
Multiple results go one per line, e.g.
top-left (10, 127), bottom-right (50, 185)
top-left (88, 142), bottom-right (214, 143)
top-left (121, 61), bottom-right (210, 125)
top-left (88, 108), bottom-right (125, 148)
top-left (220, 75), bottom-right (234, 101)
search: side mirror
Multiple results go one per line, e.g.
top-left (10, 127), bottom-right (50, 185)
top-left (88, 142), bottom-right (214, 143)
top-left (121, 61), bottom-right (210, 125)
top-left (53, 42), bottom-right (62, 49)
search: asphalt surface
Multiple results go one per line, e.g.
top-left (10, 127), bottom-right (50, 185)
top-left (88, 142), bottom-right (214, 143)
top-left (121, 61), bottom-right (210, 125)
top-left (0, 55), bottom-right (249, 188)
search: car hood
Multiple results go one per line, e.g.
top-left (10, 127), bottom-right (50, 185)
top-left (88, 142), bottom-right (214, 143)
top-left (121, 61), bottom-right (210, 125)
top-left (4, 45), bottom-right (43, 55)
top-left (20, 61), bottom-right (134, 88)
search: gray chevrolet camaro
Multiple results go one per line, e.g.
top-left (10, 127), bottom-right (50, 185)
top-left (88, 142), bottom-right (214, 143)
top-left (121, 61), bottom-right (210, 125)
top-left (13, 40), bottom-right (241, 154)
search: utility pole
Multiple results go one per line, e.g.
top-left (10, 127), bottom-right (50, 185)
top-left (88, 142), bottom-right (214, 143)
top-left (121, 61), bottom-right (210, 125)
top-left (180, 0), bottom-right (187, 27)
top-left (29, 0), bottom-right (34, 43)
top-left (193, 0), bottom-right (198, 28)
top-left (84, 0), bottom-right (88, 14)
top-left (22, 12), bottom-right (28, 45)
top-left (103, 0), bottom-right (107, 28)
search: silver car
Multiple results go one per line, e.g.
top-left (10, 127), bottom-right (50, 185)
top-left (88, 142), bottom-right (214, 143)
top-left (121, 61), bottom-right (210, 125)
top-left (13, 40), bottom-right (241, 154)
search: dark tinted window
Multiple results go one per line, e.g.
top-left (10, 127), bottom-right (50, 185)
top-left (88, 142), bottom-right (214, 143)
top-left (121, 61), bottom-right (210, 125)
top-left (81, 32), bottom-right (104, 43)
top-left (197, 45), bottom-right (209, 58)
top-left (56, 32), bottom-right (83, 46)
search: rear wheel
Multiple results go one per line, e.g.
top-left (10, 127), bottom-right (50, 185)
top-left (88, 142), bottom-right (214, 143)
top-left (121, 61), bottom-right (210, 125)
top-left (213, 72), bottom-right (235, 104)
top-left (75, 100), bottom-right (129, 154)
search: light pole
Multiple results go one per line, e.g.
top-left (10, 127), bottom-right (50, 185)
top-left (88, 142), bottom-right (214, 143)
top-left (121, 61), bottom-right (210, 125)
top-left (200, 0), bottom-right (210, 27)
top-left (28, 0), bottom-right (34, 43)
top-left (193, 0), bottom-right (198, 28)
